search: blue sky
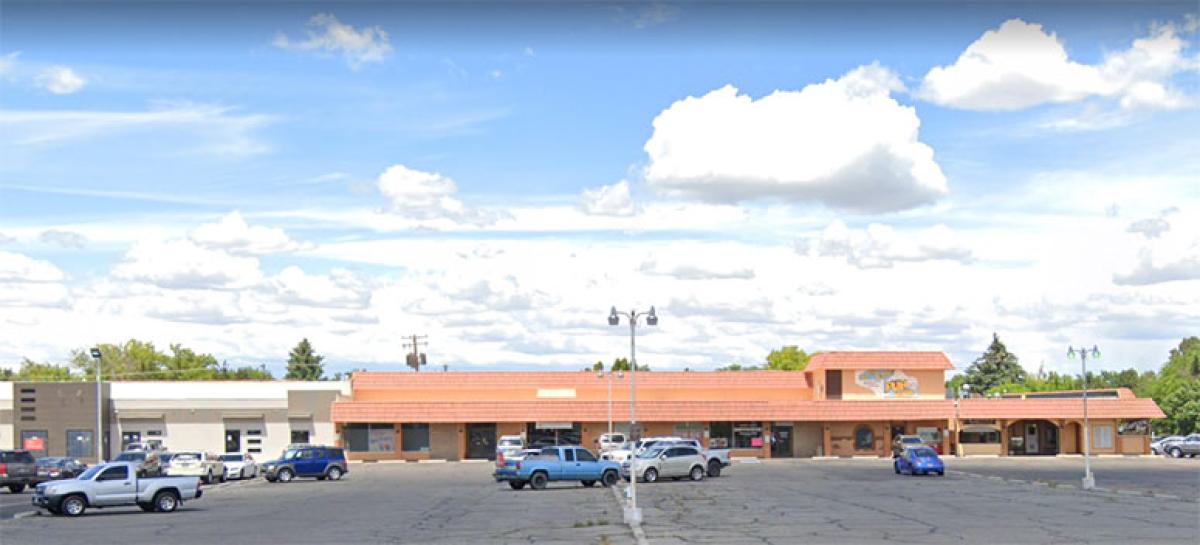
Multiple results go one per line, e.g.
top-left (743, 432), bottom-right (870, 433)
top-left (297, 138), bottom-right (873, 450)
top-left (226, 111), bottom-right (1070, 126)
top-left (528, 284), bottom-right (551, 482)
top-left (1, 1), bottom-right (1198, 377)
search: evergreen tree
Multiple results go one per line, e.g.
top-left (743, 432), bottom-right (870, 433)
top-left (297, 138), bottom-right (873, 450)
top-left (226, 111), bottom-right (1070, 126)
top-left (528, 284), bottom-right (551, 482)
top-left (286, 338), bottom-right (325, 380)
top-left (965, 333), bottom-right (1027, 394)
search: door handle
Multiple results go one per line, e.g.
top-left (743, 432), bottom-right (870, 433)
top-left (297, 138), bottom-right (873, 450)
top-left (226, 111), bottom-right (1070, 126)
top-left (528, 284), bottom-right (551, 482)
top-left (124, 482), bottom-right (131, 485)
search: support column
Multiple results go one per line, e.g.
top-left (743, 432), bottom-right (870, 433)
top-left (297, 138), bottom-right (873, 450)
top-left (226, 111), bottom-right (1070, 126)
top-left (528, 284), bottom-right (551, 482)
top-left (882, 422), bottom-right (893, 458)
top-left (999, 420), bottom-right (1008, 457)
top-left (822, 424), bottom-right (832, 457)
top-left (763, 422), bottom-right (772, 459)
top-left (942, 419), bottom-right (952, 456)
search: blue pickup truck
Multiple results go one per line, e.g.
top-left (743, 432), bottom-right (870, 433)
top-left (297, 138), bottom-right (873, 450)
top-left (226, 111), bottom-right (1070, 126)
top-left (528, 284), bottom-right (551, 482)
top-left (494, 446), bottom-right (620, 490)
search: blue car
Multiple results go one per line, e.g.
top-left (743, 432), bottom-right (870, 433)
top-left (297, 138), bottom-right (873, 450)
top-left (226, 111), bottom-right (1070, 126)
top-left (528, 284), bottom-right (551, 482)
top-left (261, 445), bottom-right (348, 483)
top-left (893, 446), bottom-right (945, 476)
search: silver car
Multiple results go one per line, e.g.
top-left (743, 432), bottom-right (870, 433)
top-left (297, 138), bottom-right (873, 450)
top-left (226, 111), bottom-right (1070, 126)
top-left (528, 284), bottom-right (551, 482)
top-left (621, 445), bottom-right (707, 483)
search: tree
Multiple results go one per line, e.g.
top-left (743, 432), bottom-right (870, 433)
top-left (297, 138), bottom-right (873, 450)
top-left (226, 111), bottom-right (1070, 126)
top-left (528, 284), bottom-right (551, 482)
top-left (1151, 337), bottom-right (1200, 434)
top-left (766, 346), bottom-right (810, 371)
top-left (610, 358), bottom-right (648, 372)
top-left (716, 363), bottom-right (762, 371)
top-left (6, 359), bottom-right (79, 381)
top-left (965, 333), bottom-right (1027, 394)
top-left (286, 338), bottom-right (325, 380)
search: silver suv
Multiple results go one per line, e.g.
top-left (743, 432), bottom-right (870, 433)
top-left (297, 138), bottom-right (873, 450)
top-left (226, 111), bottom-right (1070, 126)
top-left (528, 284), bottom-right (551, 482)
top-left (0, 450), bottom-right (38, 493)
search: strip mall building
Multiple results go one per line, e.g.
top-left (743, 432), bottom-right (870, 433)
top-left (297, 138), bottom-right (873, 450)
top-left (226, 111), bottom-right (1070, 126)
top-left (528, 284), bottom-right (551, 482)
top-left (331, 352), bottom-right (1165, 461)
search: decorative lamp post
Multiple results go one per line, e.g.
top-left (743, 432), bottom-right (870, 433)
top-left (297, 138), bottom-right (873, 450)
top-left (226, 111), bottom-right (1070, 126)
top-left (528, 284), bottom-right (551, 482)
top-left (90, 348), bottom-right (104, 462)
top-left (608, 305), bottom-right (657, 525)
top-left (1068, 344), bottom-right (1101, 490)
top-left (597, 368), bottom-right (625, 436)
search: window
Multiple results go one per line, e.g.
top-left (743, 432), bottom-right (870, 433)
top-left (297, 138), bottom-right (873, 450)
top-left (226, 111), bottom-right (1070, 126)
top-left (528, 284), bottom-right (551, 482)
top-left (291, 430), bottom-right (310, 444)
top-left (247, 429), bottom-right (262, 436)
top-left (146, 430), bottom-right (163, 437)
top-left (576, 449), bottom-right (596, 462)
top-left (733, 422), bottom-right (762, 449)
top-left (397, 423), bottom-right (428, 452)
top-left (20, 388), bottom-right (35, 394)
top-left (1093, 425), bottom-right (1114, 449)
top-left (344, 423), bottom-right (397, 452)
top-left (563, 449), bottom-right (575, 462)
top-left (672, 422), bottom-right (704, 440)
top-left (20, 430), bottom-right (48, 457)
top-left (853, 426), bottom-right (875, 451)
top-left (66, 430), bottom-right (93, 458)
top-left (1118, 420), bottom-right (1148, 435)
top-left (98, 466), bottom-right (128, 481)
top-left (959, 430), bottom-right (1001, 444)
top-left (709, 422), bottom-right (732, 449)
top-left (248, 438), bottom-right (262, 445)
top-left (249, 448), bottom-right (262, 454)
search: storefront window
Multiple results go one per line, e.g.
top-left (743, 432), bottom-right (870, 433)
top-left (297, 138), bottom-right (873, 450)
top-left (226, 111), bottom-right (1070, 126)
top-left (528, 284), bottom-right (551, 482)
top-left (853, 426), bottom-right (874, 450)
top-left (20, 430), bottom-right (48, 457)
top-left (344, 423), bottom-right (397, 452)
top-left (525, 423), bottom-right (581, 447)
top-left (959, 430), bottom-right (1000, 444)
top-left (66, 430), bottom-right (93, 458)
top-left (673, 422), bottom-right (704, 440)
top-left (1092, 425), bottom-right (1114, 449)
top-left (733, 422), bottom-right (762, 449)
top-left (1118, 420), bottom-right (1148, 435)
top-left (709, 422), bottom-right (732, 449)
top-left (400, 423), bottom-right (429, 452)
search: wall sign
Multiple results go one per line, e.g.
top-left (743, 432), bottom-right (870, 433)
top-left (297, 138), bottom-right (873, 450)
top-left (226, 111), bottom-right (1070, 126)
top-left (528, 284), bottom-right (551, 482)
top-left (855, 369), bottom-right (919, 398)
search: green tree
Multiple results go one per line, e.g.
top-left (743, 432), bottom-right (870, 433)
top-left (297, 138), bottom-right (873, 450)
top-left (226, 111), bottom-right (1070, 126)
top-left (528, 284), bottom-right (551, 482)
top-left (610, 358), bottom-right (648, 372)
top-left (1150, 337), bottom-right (1200, 434)
top-left (286, 338), bottom-right (325, 380)
top-left (164, 344), bottom-right (219, 380)
top-left (966, 333), bottom-right (1027, 394)
top-left (71, 340), bottom-right (170, 380)
top-left (7, 359), bottom-right (79, 381)
top-left (716, 363), bottom-right (761, 371)
top-left (765, 346), bottom-right (810, 371)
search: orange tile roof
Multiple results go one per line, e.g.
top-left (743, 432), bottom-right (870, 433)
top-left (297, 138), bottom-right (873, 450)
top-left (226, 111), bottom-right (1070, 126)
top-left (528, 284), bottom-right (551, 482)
top-left (806, 352), bottom-right (954, 372)
top-left (331, 399), bottom-right (957, 423)
top-left (958, 398), bottom-right (1164, 420)
top-left (350, 371), bottom-right (812, 391)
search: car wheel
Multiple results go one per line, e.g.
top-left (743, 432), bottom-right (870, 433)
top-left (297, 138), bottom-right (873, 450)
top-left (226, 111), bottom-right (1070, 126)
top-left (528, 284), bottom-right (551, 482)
top-left (530, 472), bottom-right (548, 490)
top-left (508, 480), bottom-right (526, 490)
top-left (894, 462), bottom-right (900, 474)
top-left (61, 495), bottom-right (87, 517)
top-left (601, 470), bottom-right (618, 487)
top-left (1169, 447), bottom-right (1183, 458)
top-left (643, 468), bottom-right (658, 483)
top-left (203, 471), bottom-right (213, 485)
top-left (690, 465), bottom-right (705, 481)
top-left (154, 490), bottom-right (180, 513)
top-left (327, 466), bottom-right (344, 481)
top-left (277, 468), bottom-right (295, 483)
top-left (938, 471), bottom-right (945, 476)
top-left (220, 470), bottom-right (227, 483)
top-left (581, 480), bottom-right (596, 487)
top-left (7, 484), bottom-right (25, 494)
top-left (707, 460), bottom-right (722, 478)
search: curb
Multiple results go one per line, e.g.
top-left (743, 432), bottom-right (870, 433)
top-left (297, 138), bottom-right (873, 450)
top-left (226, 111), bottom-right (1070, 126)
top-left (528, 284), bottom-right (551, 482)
top-left (12, 511), bottom-right (40, 520)
top-left (610, 484), bottom-right (650, 545)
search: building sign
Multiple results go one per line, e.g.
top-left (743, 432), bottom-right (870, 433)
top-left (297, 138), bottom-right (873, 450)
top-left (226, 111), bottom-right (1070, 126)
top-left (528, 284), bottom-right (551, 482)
top-left (855, 369), bottom-right (919, 398)
top-left (535, 422), bottom-right (574, 430)
top-left (368, 427), bottom-right (394, 452)
top-left (23, 436), bottom-right (45, 451)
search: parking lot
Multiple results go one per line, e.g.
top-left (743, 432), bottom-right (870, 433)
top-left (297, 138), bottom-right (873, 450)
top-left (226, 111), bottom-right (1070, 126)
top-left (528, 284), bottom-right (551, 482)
top-left (1, 457), bottom-right (1196, 544)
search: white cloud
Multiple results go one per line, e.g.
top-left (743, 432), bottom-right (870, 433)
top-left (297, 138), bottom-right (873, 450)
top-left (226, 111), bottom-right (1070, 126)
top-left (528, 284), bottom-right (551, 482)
top-left (643, 64), bottom-right (948, 212)
top-left (113, 239), bottom-right (263, 289)
top-left (376, 164), bottom-right (501, 226)
top-left (39, 229), bottom-right (88, 249)
top-left (0, 250), bottom-right (66, 282)
top-left (0, 251), bottom-right (69, 308)
top-left (639, 259), bottom-right (754, 280)
top-left (0, 232), bottom-right (16, 245)
top-left (273, 13), bottom-right (392, 69)
top-left (34, 66), bottom-right (86, 94)
top-left (797, 220), bottom-right (973, 269)
top-left (0, 51), bottom-right (19, 75)
top-left (580, 180), bottom-right (637, 216)
top-left (268, 266), bottom-right (371, 309)
top-left (919, 18), bottom-right (1198, 112)
top-left (1126, 208), bottom-right (1177, 239)
top-left (189, 211), bottom-right (313, 255)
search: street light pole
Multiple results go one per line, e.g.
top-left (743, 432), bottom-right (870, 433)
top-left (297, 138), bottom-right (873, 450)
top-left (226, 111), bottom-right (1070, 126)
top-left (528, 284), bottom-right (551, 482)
top-left (609, 305), bottom-right (657, 526)
top-left (597, 369), bottom-right (623, 436)
top-left (90, 348), bottom-right (104, 463)
top-left (1068, 345), bottom-right (1100, 490)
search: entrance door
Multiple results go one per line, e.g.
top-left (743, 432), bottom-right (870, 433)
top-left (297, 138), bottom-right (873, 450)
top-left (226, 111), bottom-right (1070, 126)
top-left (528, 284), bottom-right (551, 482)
top-left (771, 425), bottom-right (794, 458)
top-left (121, 431), bottom-right (141, 450)
top-left (466, 423), bottom-right (497, 460)
top-left (225, 430), bottom-right (241, 453)
top-left (1025, 423), bottom-right (1039, 454)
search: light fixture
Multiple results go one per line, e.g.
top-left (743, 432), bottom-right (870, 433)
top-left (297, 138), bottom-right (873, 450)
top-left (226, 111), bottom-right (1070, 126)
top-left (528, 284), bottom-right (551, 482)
top-left (608, 306), bottom-right (619, 326)
top-left (90, 348), bottom-right (101, 359)
top-left (646, 306), bottom-right (658, 326)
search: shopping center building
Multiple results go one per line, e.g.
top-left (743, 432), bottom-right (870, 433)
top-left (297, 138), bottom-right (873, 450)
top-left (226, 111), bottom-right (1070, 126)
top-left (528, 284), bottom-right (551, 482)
top-left (330, 352), bottom-right (1165, 461)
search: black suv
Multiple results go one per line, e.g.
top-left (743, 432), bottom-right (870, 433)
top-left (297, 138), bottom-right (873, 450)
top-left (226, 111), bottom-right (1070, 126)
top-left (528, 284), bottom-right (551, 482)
top-left (1, 450), bottom-right (38, 493)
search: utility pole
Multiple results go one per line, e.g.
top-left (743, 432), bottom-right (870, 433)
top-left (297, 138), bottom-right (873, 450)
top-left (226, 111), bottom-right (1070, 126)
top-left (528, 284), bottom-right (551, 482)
top-left (404, 335), bottom-right (428, 372)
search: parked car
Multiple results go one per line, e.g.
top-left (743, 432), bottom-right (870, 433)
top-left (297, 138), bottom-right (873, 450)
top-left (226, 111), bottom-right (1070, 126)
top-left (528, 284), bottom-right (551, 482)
top-left (1150, 435), bottom-right (1183, 455)
top-left (165, 451), bottom-right (227, 484)
top-left (31, 461), bottom-right (202, 517)
top-left (0, 450), bottom-right (38, 493)
top-left (602, 436), bottom-right (683, 463)
top-left (894, 446), bottom-right (945, 476)
top-left (35, 458), bottom-right (88, 483)
top-left (1163, 434), bottom-right (1200, 458)
top-left (595, 432), bottom-right (626, 452)
top-left (621, 445), bottom-right (707, 483)
top-left (219, 453), bottom-right (257, 479)
top-left (496, 445), bottom-right (619, 490)
top-left (261, 445), bottom-right (347, 483)
top-left (113, 449), bottom-right (164, 477)
top-left (496, 435), bottom-right (525, 461)
top-left (892, 435), bottom-right (927, 457)
top-left (644, 438), bottom-right (731, 477)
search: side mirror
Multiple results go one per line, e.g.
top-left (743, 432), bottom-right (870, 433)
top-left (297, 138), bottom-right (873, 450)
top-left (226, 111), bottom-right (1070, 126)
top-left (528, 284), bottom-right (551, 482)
top-left (659, 454), bottom-right (667, 460)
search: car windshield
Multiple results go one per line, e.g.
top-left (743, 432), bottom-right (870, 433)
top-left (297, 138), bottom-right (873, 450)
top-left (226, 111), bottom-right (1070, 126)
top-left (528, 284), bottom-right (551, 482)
top-left (910, 447), bottom-right (937, 458)
top-left (499, 438), bottom-right (522, 446)
top-left (636, 448), bottom-right (664, 459)
top-left (36, 458), bottom-right (63, 466)
top-left (902, 437), bottom-right (923, 444)
top-left (283, 449), bottom-right (303, 460)
top-left (220, 454), bottom-right (243, 461)
top-left (115, 452), bottom-right (144, 461)
top-left (77, 465), bottom-right (104, 480)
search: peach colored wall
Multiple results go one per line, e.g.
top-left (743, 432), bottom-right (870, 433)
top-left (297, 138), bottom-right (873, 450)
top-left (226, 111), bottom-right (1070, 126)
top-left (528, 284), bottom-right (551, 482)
top-left (352, 386), bottom-right (811, 403)
top-left (840, 370), bottom-right (946, 400)
top-left (497, 422), bottom-right (524, 440)
top-left (828, 422), bottom-right (886, 457)
top-left (811, 371), bottom-right (826, 400)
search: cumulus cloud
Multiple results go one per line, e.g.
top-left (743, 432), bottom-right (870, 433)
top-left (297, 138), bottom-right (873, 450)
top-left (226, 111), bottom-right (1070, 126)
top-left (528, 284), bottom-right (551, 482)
top-left (1113, 248), bottom-right (1200, 285)
top-left (113, 239), bottom-right (263, 289)
top-left (0, 251), bottom-right (69, 308)
top-left (643, 64), bottom-right (948, 212)
top-left (39, 229), bottom-right (88, 248)
top-left (0, 51), bottom-right (19, 75)
top-left (0, 250), bottom-right (66, 282)
top-left (639, 259), bottom-right (755, 280)
top-left (268, 266), bottom-right (371, 308)
top-left (0, 232), bottom-right (16, 245)
top-left (273, 13), bottom-right (392, 68)
top-left (34, 66), bottom-right (86, 95)
top-left (1126, 208), bottom-right (1177, 239)
top-left (189, 211), bottom-right (313, 255)
top-left (919, 18), bottom-right (1198, 112)
top-left (797, 220), bottom-right (973, 269)
top-left (580, 180), bottom-right (637, 216)
top-left (377, 164), bottom-right (501, 226)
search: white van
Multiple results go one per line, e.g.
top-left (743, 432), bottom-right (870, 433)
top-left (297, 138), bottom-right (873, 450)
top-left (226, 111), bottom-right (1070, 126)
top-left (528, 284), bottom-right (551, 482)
top-left (596, 432), bottom-right (627, 452)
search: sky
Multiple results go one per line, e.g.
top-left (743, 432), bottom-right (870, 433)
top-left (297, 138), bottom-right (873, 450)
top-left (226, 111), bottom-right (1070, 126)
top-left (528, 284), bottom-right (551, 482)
top-left (1, 1), bottom-right (1198, 378)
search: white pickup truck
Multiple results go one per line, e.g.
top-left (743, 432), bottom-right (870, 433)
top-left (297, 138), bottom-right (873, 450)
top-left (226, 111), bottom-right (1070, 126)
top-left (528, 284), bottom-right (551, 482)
top-left (602, 437), bottom-right (732, 477)
top-left (31, 461), bottom-right (203, 517)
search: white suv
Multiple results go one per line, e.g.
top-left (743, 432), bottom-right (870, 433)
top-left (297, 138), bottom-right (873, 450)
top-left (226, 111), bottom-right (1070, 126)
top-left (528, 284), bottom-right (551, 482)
top-left (596, 433), bottom-right (627, 452)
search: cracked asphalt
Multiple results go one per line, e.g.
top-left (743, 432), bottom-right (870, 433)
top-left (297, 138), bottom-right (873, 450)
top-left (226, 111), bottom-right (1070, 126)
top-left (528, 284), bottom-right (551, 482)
top-left (3, 458), bottom-right (1195, 545)
top-left (630, 458), bottom-right (1199, 544)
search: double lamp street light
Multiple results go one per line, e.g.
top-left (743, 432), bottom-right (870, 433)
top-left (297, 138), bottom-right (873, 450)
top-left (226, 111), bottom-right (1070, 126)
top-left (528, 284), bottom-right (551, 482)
top-left (608, 305), bottom-right (656, 526)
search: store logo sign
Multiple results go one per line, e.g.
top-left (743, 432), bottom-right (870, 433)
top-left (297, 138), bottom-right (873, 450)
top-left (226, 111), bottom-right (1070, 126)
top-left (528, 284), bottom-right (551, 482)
top-left (855, 370), bottom-right (918, 398)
